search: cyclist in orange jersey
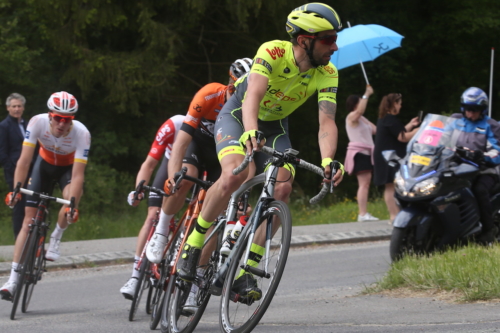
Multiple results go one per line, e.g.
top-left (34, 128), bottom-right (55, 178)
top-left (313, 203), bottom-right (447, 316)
top-left (145, 58), bottom-right (253, 264)
top-left (1, 91), bottom-right (90, 301)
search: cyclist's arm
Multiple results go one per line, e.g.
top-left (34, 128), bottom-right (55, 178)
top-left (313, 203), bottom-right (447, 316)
top-left (167, 130), bottom-right (192, 178)
top-left (241, 73), bottom-right (268, 151)
top-left (318, 100), bottom-right (338, 161)
top-left (13, 145), bottom-right (35, 188)
top-left (68, 162), bottom-right (86, 207)
top-left (135, 155), bottom-right (159, 186)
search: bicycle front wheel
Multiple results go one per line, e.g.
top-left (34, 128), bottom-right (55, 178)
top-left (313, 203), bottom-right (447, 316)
top-left (129, 256), bottom-right (152, 321)
top-left (219, 200), bottom-right (292, 333)
top-left (11, 225), bottom-right (39, 320)
top-left (22, 233), bottom-right (46, 313)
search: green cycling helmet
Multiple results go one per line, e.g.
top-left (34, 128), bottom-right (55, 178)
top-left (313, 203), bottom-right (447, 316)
top-left (286, 3), bottom-right (342, 38)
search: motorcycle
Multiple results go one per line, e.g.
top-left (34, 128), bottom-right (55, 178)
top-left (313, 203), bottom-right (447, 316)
top-left (383, 114), bottom-right (500, 262)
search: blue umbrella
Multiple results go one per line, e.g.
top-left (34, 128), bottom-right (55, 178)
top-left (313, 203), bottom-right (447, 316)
top-left (330, 23), bottom-right (404, 84)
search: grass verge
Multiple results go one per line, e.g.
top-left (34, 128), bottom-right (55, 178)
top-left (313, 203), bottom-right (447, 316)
top-left (365, 243), bottom-right (500, 302)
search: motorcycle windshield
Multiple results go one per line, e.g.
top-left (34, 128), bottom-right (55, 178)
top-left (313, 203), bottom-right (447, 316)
top-left (404, 114), bottom-right (457, 178)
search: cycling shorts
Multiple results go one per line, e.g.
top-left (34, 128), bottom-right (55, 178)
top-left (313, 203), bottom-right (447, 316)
top-left (26, 155), bottom-right (73, 208)
top-left (182, 127), bottom-right (221, 182)
top-left (214, 102), bottom-right (295, 176)
top-left (148, 156), bottom-right (169, 207)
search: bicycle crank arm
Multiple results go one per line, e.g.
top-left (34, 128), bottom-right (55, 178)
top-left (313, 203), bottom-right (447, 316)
top-left (241, 265), bottom-right (270, 279)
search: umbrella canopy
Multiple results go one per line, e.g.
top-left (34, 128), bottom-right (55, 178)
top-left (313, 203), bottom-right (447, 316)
top-left (330, 24), bottom-right (404, 70)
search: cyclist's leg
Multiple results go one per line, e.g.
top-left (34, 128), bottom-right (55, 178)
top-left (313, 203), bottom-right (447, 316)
top-left (232, 120), bottom-right (295, 296)
top-left (46, 165), bottom-right (75, 261)
top-left (1, 157), bottom-right (46, 299)
top-left (177, 108), bottom-right (248, 281)
top-left (146, 146), bottom-right (198, 264)
top-left (121, 157), bottom-right (169, 297)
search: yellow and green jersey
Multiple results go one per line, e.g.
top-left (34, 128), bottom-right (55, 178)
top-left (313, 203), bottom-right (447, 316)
top-left (234, 40), bottom-right (339, 121)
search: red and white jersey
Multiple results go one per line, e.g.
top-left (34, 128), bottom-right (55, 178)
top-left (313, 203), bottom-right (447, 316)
top-left (148, 115), bottom-right (185, 160)
top-left (23, 113), bottom-right (91, 166)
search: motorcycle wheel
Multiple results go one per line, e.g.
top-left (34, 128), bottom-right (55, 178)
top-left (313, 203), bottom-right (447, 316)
top-left (389, 226), bottom-right (415, 262)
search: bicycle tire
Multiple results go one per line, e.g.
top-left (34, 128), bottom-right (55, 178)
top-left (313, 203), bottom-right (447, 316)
top-left (219, 200), bottom-right (292, 333)
top-left (129, 256), bottom-right (151, 321)
top-left (10, 225), bottom-right (39, 320)
top-left (162, 272), bottom-right (211, 333)
top-left (150, 226), bottom-right (182, 330)
top-left (146, 283), bottom-right (153, 315)
top-left (22, 233), bottom-right (46, 313)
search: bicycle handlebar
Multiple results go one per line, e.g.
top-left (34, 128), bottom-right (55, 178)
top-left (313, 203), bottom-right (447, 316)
top-left (232, 146), bottom-right (337, 204)
top-left (14, 182), bottom-right (72, 206)
top-left (134, 180), bottom-right (168, 198)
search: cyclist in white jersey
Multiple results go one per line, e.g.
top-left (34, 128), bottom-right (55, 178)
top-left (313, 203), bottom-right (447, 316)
top-left (1, 91), bottom-right (90, 301)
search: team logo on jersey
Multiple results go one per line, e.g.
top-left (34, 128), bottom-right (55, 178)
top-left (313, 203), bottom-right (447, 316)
top-left (322, 66), bottom-right (336, 75)
top-left (151, 148), bottom-right (158, 155)
top-left (25, 131), bottom-right (30, 139)
top-left (255, 58), bottom-right (272, 72)
top-left (265, 47), bottom-right (285, 60)
top-left (320, 87), bottom-right (338, 93)
top-left (266, 86), bottom-right (300, 102)
top-left (156, 124), bottom-right (171, 143)
top-left (193, 104), bottom-right (202, 113)
top-left (83, 149), bottom-right (89, 157)
top-left (204, 91), bottom-right (224, 101)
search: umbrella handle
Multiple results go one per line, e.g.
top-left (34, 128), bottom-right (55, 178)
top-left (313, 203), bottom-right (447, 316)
top-left (347, 21), bottom-right (370, 85)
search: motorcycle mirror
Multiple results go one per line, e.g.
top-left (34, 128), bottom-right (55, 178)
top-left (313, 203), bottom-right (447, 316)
top-left (382, 150), bottom-right (402, 166)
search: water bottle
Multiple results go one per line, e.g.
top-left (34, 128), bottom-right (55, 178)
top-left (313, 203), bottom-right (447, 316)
top-left (230, 215), bottom-right (248, 240)
top-left (219, 220), bottom-right (236, 256)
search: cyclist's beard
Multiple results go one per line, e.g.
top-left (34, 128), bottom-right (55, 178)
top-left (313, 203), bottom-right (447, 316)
top-left (305, 42), bottom-right (321, 68)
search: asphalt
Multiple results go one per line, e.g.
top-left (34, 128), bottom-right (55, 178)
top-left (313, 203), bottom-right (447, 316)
top-left (0, 219), bottom-right (393, 274)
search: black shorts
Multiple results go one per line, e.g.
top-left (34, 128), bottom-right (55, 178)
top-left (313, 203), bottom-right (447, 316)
top-left (148, 156), bottom-right (169, 207)
top-left (352, 153), bottom-right (373, 175)
top-left (182, 127), bottom-right (221, 183)
top-left (26, 155), bottom-right (73, 208)
top-left (214, 104), bottom-right (294, 175)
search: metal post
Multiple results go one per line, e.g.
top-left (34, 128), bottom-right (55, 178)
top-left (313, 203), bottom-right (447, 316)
top-left (489, 48), bottom-right (494, 118)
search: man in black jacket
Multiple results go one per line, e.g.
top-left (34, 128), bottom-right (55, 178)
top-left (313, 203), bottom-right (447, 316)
top-left (0, 93), bottom-right (28, 238)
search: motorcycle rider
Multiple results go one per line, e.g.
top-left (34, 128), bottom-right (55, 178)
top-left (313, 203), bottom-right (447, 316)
top-left (450, 87), bottom-right (500, 243)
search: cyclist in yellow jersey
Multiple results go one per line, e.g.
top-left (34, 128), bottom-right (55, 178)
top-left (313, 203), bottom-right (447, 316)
top-left (176, 3), bottom-right (345, 299)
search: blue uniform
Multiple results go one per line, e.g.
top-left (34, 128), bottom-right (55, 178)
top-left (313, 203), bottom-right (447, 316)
top-left (450, 113), bottom-right (500, 166)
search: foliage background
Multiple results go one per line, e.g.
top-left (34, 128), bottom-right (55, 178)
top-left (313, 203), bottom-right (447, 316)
top-left (0, 0), bottom-right (499, 241)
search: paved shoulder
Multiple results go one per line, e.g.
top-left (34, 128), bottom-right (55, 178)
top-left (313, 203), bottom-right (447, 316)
top-left (0, 221), bottom-right (393, 274)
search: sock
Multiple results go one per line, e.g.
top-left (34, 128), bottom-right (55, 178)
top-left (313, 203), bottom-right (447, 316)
top-left (51, 224), bottom-right (67, 240)
top-left (131, 255), bottom-right (140, 279)
top-left (156, 210), bottom-right (174, 236)
top-left (186, 215), bottom-right (212, 249)
top-left (9, 262), bottom-right (19, 283)
top-left (237, 243), bottom-right (265, 279)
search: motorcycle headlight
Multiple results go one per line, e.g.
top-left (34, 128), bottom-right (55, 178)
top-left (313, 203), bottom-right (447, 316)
top-left (394, 172), bottom-right (406, 195)
top-left (411, 177), bottom-right (441, 197)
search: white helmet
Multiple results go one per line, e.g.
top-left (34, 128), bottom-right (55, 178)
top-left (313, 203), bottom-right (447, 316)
top-left (229, 58), bottom-right (252, 81)
top-left (47, 91), bottom-right (79, 114)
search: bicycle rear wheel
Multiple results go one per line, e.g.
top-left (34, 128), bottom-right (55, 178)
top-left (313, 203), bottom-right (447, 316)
top-left (150, 226), bottom-right (182, 330)
top-left (22, 234), bottom-right (46, 313)
top-left (219, 200), bottom-right (292, 333)
top-left (10, 226), bottom-right (39, 320)
top-left (162, 273), bottom-right (211, 333)
top-left (129, 256), bottom-right (152, 321)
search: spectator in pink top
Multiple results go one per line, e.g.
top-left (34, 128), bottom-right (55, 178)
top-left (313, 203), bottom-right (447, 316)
top-left (344, 85), bottom-right (379, 222)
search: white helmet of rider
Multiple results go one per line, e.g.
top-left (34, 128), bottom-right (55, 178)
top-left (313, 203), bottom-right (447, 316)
top-left (229, 58), bottom-right (252, 82)
top-left (47, 91), bottom-right (79, 114)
